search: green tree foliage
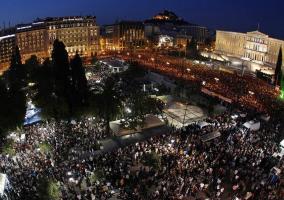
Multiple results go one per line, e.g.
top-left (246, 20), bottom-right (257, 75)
top-left (33, 58), bottom-right (68, 119)
top-left (33, 40), bottom-right (74, 119)
top-left (122, 92), bottom-right (163, 130)
top-left (7, 46), bottom-right (26, 90)
top-left (25, 55), bottom-right (40, 80)
top-left (37, 178), bottom-right (61, 200)
top-left (92, 77), bottom-right (122, 135)
top-left (89, 169), bottom-right (105, 184)
top-left (0, 47), bottom-right (26, 137)
top-left (52, 39), bottom-right (72, 100)
top-left (70, 53), bottom-right (88, 105)
top-left (280, 76), bottom-right (284, 100)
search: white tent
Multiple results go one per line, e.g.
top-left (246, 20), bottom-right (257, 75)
top-left (0, 173), bottom-right (7, 197)
top-left (197, 121), bottom-right (210, 129)
top-left (243, 120), bottom-right (260, 131)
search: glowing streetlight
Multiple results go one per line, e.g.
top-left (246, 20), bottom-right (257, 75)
top-left (214, 77), bottom-right (219, 81)
top-left (151, 57), bottom-right (155, 61)
top-left (127, 52), bottom-right (130, 56)
top-left (186, 68), bottom-right (191, 72)
top-left (202, 81), bottom-right (206, 86)
top-left (166, 62), bottom-right (170, 65)
top-left (138, 54), bottom-right (141, 58)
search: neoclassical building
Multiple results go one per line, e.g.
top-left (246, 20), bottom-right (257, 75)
top-left (0, 16), bottom-right (100, 73)
top-left (215, 30), bottom-right (284, 69)
top-left (16, 16), bottom-right (100, 62)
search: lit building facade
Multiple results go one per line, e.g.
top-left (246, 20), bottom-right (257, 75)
top-left (175, 35), bottom-right (192, 48)
top-left (16, 16), bottom-right (100, 63)
top-left (46, 16), bottom-right (100, 57)
top-left (16, 24), bottom-right (49, 62)
top-left (179, 25), bottom-right (209, 43)
top-left (215, 30), bottom-right (284, 68)
top-left (0, 34), bottom-right (16, 73)
top-left (102, 21), bottom-right (145, 51)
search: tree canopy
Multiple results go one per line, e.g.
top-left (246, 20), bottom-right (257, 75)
top-left (0, 47), bottom-right (27, 137)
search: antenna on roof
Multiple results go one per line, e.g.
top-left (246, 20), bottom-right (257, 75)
top-left (257, 23), bottom-right (260, 31)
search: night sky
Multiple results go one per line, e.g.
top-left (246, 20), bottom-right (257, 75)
top-left (1, 0), bottom-right (284, 39)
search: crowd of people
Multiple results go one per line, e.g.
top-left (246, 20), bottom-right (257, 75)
top-left (1, 106), bottom-right (283, 199)
top-left (0, 118), bottom-right (108, 199)
top-left (120, 51), bottom-right (283, 114)
top-left (1, 52), bottom-right (284, 199)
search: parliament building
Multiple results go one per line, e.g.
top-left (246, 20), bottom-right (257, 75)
top-left (215, 30), bottom-right (284, 69)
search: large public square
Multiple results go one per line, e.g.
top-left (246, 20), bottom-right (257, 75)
top-left (1, 1), bottom-right (284, 200)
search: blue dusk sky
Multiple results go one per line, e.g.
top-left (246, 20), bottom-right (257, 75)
top-left (0, 0), bottom-right (283, 39)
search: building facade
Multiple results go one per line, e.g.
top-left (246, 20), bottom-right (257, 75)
top-left (215, 30), bottom-right (284, 68)
top-left (102, 21), bottom-right (145, 51)
top-left (0, 34), bottom-right (16, 73)
top-left (16, 16), bottom-right (100, 63)
top-left (16, 24), bottom-right (49, 62)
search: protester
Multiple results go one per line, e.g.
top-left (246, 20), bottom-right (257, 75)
top-left (1, 108), bottom-right (283, 199)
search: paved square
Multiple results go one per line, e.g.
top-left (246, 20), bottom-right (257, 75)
top-left (164, 102), bottom-right (206, 128)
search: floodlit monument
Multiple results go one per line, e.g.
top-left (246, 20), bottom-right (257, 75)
top-left (215, 30), bottom-right (284, 72)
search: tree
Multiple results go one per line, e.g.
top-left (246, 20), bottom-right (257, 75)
top-left (37, 178), bottom-right (61, 200)
top-left (122, 92), bottom-right (163, 130)
top-left (70, 53), bottom-right (88, 105)
top-left (0, 76), bottom-right (26, 138)
top-left (0, 57), bottom-right (26, 138)
top-left (7, 46), bottom-right (26, 91)
top-left (92, 77), bottom-right (122, 135)
top-left (186, 38), bottom-right (199, 59)
top-left (52, 39), bottom-right (71, 95)
top-left (33, 58), bottom-right (69, 120)
top-left (280, 71), bottom-right (284, 100)
top-left (25, 55), bottom-right (40, 80)
top-left (52, 40), bottom-right (73, 118)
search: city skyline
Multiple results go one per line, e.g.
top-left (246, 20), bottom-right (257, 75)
top-left (0, 0), bottom-right (284, 39)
